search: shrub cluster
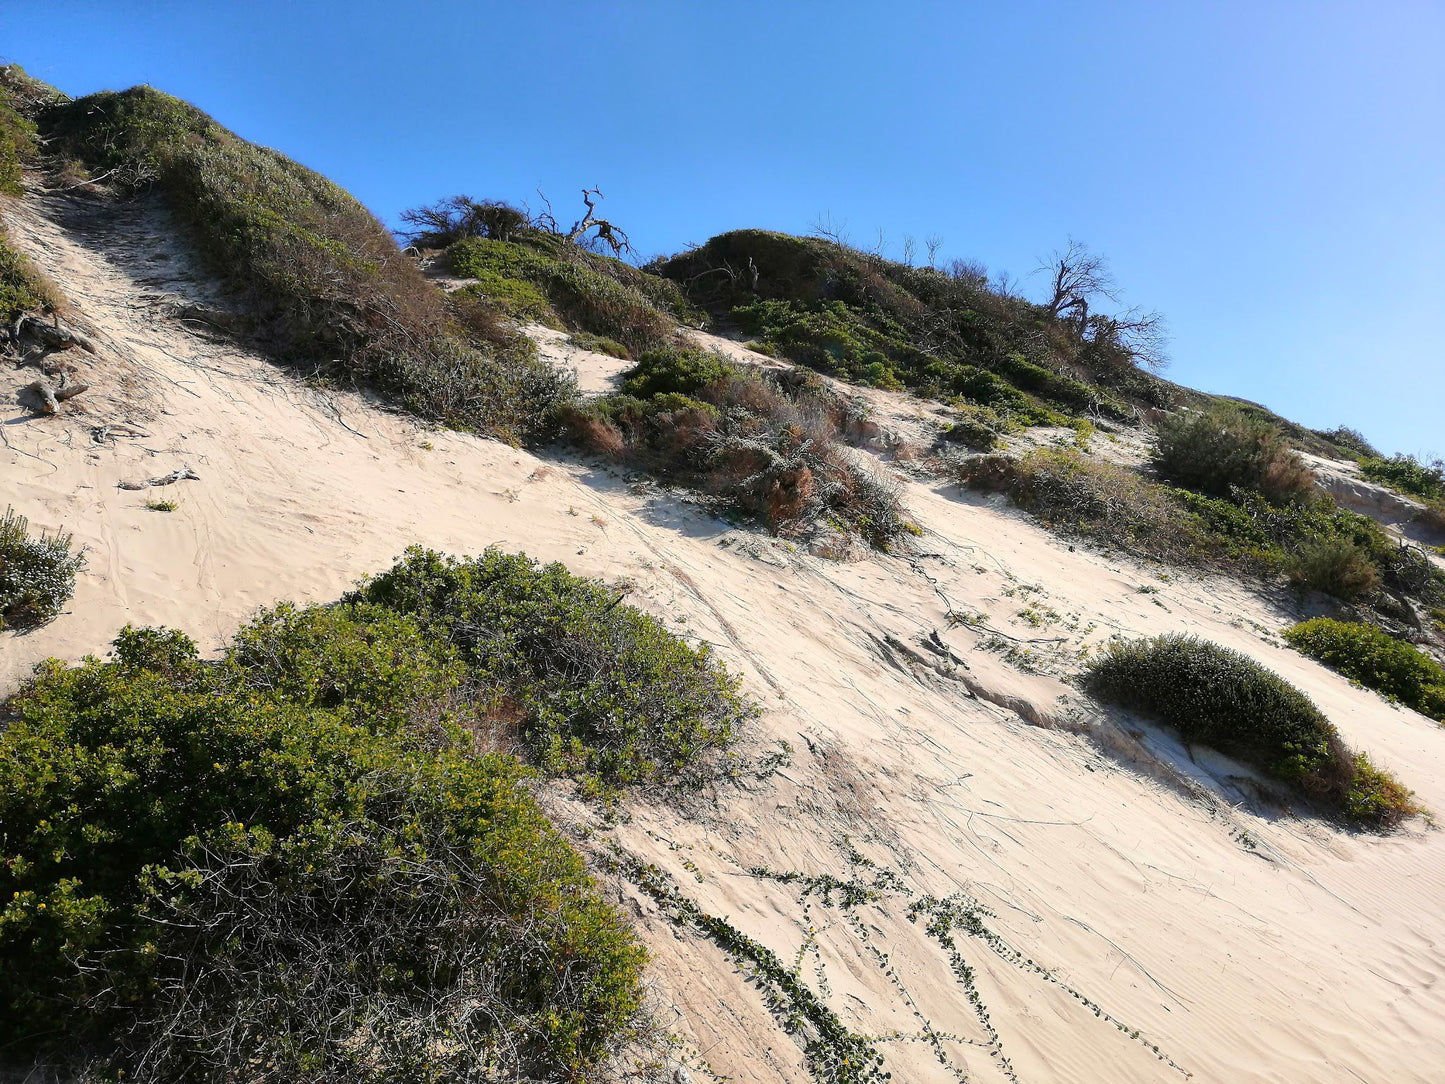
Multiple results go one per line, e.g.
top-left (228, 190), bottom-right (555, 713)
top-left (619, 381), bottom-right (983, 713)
top-left (562, 347), bottom-right (912, 548)
top-left (1083, 633), bottom-right (1417, 827)
top-left (1153, 403), bottom-right (1317, 504)
top-left (1284, 618), bottom-right (1445, 722)
top-left (0, 505), bottom-right (84, 630)
top-left (43, 88), bottom-right (572, 443)
top-left (350, 545), bottom-right (755, 787)
top-left (0, 608), bottom-right (646, 1080)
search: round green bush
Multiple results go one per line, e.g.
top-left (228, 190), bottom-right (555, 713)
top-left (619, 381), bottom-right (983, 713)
top-left (1284, 618), bottom-right (1445, 722)
top-left (1083, 633), bottom-right (1414, 826)
top-left (0, 612), bottom-right (646, 1079)
top-left (351, 547), bottom-right (754, 788)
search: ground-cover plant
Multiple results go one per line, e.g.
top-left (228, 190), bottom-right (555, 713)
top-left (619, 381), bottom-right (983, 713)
top-left (0, 506), bottom-right (84, 630)
top-left (562, 346), bottom-right (912, 548)
top-left (349, 545), bottom-right (754, 788)
top-left (0, 610), bottom-right (646, 1080)
top-left (1083, 633), bottom-right (1417, 827)
top-left (1153, 403), bottom-right (1317, 504)
top-left (1284, 618), bottom-right (1445, 722)
top-left (43, 87), bottom-right (572, 443)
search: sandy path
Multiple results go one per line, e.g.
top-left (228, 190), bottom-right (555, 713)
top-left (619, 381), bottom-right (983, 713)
top-left (4, 190), bottom-right (1445, 1082)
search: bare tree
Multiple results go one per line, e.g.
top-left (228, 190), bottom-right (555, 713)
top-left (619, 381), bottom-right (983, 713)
top-left (948, 258), bottom-right (989, 286)
top-left (397, 196), bottom-right (526, 247)
top-left (901, 234), bottom-right (917, 268)
top-left (1037, 238), bottom-right (1118, 320)
top-left (1088, 307), bottom-right (1171, 371)
top-left (924, 234), bottom-right (943, 268)
top-left (810, 212), bottom-right (851, 247)
top-left (564, 186), bottom-right (632, 256)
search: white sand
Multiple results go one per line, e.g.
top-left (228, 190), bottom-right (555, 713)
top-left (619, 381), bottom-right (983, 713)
top-left (5, 190), bottom-right (1445, 1082)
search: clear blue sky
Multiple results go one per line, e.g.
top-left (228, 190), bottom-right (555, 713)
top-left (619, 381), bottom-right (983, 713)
top-left (4, 1), bottom-right (1441, 457)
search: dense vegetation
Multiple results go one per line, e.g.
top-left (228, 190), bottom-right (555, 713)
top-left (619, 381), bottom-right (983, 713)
top-left (656, 229), bottom-right (1170, 425)
top-left (562, 345), bottom-right (912, 549)
top-left (0, 609), bottom-right (647, 1081)
top-left (41, 87), bottom-right (573, 443)
top-left (1153, 403), bottom-right (1316, 504)
top-left (1285, 618), bottom-right (1445, 722)
top-left (0, 506), bottom-right (84, 630)
top-left (1083, 634), bottom-right (1417, 827)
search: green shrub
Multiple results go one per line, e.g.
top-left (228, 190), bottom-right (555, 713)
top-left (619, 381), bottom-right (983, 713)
top-left (371, 334), bottom-right (577, 446)
top-left (1312, 425), bottom-right (1380, 460)
top-left (1083, 633), bottom-right (1416, 827)
top-left (0, 506), bottom-right (84, 630)
top-left (1359, 454), bottom-right (1445, 502)
top-left (1154, 404), bottom-right (1317, 504)
top-left (1288, 538), bottom-right (1379, 600)
top-left (0, 613), bottom-right (645, 1078)
top-left (350, 546), bottom-right (754, 786)
top-left (1284, 618), bottom-right (1445, 722)
top-left (564, 347), bottom-right (913, 549)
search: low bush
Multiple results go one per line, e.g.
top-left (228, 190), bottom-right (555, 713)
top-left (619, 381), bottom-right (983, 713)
top-left (1359, 454), bottom-right (1445, 502)
top-left (0, 611), bottom-right (646, 1079)
top-left (0, 232), bottom-right (59, 316)
top-left (1284, 618), bottom-right (1445, 722)
top-left (1083, 633), bottom-right (1416, 827)
top-left (563, 347), bottom-right (913, 548)
top-left (1153, 404), bottom-right (1317, 504)
top-left (1312, 425), bottom-right (1380, 460)
top-left (0, 506), bottom-right (84, 630)
top-left (1287, 538), bottom-right (1379, 601)
top-left (350, 546), bottom-right (754, 787)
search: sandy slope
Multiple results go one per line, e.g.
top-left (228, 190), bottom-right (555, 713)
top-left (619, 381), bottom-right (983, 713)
top-left (4, 189), bottom-right (1445, 1083)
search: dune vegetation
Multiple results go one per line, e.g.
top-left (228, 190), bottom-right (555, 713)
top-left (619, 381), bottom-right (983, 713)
top-left (0, 546), bottom-right (754, 1078)
top-left (1083, 634), bottom-right (1417, 827)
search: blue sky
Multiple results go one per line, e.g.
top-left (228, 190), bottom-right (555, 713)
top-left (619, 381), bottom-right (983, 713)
top-left (4, 1), bottom-right (1441, 457)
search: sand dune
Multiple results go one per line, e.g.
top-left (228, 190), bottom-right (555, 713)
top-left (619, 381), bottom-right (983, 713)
top-left (4, 189), bottom-right (1445, 1082)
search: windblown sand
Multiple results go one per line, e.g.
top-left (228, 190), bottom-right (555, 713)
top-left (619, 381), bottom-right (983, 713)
top-left (4, 190), bottom-right (1444, 1083)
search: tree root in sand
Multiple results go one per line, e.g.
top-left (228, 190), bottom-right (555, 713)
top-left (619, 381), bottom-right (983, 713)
top-left (117, 466), bottom-right (200, 490)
